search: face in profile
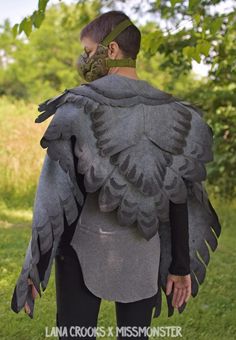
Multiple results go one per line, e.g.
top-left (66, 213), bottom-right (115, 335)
top-left (80, 36), bottom-right (123, 60)
top-left (80, 36), bottom-right (98, 58)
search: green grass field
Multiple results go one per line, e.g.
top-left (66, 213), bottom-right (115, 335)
top-left (0, 199), bottom-right (235, 340)
top-left (0, 98), bottom-right (235, 339)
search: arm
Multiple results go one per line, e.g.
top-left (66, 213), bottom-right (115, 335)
top-left (166, 200), bottom-right (192, 309)
top-left (168, 200), bottom-right (190, 275)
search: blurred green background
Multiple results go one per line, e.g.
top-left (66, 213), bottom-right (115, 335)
top-left (0, 0), bottom-right (235, 339)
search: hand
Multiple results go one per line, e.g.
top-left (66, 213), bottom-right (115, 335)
top-left (24, 278), bottom-right (39, 315)
top-left (166, 273), bottom-right (191, 308)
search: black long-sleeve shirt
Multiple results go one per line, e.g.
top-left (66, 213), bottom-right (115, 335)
top-left (168, 200), bottom-right (190, 275)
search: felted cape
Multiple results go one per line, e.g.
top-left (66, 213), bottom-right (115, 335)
top-left (11, 74), bottom-right (221, 319)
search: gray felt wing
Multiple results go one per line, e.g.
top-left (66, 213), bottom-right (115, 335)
top-left (37, 90), bottom-right (214, 239)
top-left (33, 83), bottom-right (221, 318)
top-left (150, 102), bottom-right (221, 318)
top-left (35, 92), bottom-right (192, 239)
top-left (153, 180), bottom-right (221, 318)
top-left (11, 150), bottom-right (84, 318)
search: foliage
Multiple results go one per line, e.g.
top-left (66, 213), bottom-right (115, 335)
top-left (12, 0), bottom-right (236, 76)
top-left (195, 83), bottom-right (236, 199)
top-left (12, 0), bottom-right (50, 38)
top-left (177, 18), bottom-right (236, 199)
top-left (0, 1), bottom-right (235, 200)
top-left (145, 0), bottom-right (236, 76)
top-left (0, 2), bottom-right (198, 100)
top-left (0, 3), bottom-right (101, 101)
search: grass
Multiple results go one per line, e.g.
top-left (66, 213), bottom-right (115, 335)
top-left (0, 199), bottom-right (235, 340)
top-left (0, 96), bottom-right (49, 210)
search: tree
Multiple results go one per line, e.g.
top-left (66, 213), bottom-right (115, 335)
top-left (12, 0), bottom-right (236, 79)
top-left (2, 0), bottom-right (236, 199)
top-left (0, 2), bottom-right (100, 100)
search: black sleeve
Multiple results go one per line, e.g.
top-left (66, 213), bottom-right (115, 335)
top-left (168, 200), bottom-right (191, 276)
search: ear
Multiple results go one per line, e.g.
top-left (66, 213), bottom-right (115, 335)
top-left (107, 41), bottom-right (121, 59)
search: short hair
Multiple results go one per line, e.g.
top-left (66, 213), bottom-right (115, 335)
top-left (79, 10), bottom-right (141, 59)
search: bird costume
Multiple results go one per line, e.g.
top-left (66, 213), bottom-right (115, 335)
top-left (11, 18), bottom-right (221, 320)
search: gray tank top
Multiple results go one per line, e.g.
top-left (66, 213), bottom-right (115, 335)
top-left (70, 191), bottom-right (161, 302)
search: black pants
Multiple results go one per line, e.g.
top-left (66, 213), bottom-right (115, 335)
top-left (55, 245), bottom-right (158, 340)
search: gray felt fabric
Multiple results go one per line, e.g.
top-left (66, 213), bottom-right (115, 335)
top-left (70, 191), bottom-right (161, 302)
top-left (11, 74), bottom-right (221, 319)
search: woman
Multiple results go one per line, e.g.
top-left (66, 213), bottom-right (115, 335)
top-left (11, 10), bottom-right (221, 340)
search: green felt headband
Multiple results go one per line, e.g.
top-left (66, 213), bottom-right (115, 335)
top-left (101, 19), bottom-right (134, 46)
top-left (101, 18), bottom-right (136, 68)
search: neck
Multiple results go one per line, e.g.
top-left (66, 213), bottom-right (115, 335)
top-left (108, 67), bottom-right (139, 80)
